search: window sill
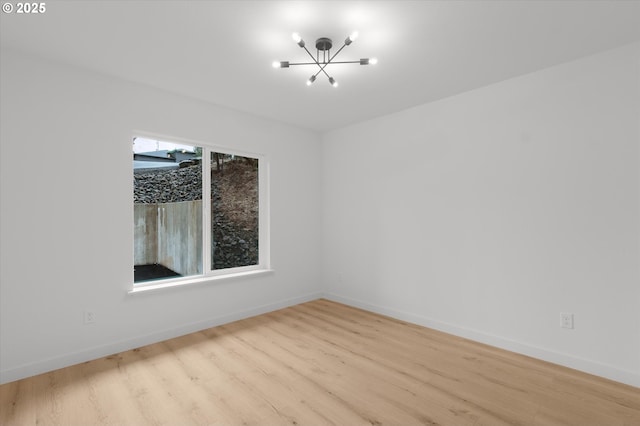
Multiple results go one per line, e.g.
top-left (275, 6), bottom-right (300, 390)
top-left (128, 269), bottom-right (274, 295)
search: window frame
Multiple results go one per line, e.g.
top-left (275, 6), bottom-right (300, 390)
top-left (129, 133), bottom-right (270, 294)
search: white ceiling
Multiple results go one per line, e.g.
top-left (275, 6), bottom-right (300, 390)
top-left (2, 0), bottom-right (640, 132)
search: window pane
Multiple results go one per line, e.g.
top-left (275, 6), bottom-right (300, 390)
top-left (211, 153), bottom-right (259, 270)
top-left (133, 138), bottom-right (203, 283)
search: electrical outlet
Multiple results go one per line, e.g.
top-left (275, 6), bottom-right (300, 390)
top-left (84, 311), bottom-right (96, 325)
top-left (560, 312), bottom-right (574, 329)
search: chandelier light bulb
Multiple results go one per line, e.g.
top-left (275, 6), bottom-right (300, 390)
top-left (370, 57), bottom-right (378, 65)
top-left (307, 75), bottom-right (316, 86)
top-left (345, 30), bottom-right (359, 46)
top-left (292, 32), bottom-right (305, 47)
top-left (272, 61), bottom-right (280, 68)
top-left (329, 77), bottom-right (338, 87)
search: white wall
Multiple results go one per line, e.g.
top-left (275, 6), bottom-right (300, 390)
top-left (322, 43), bottom-right (640, 387)
top-left (0, 48), bottom-right (323, 384)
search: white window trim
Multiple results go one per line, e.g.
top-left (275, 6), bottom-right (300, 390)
top-left (128, 269), bottom-right (274, 295)
top-left (129, 132), bottom-right (271, 294)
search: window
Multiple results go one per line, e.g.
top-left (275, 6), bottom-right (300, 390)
top-left (210, 152), bottom-right (259, 270)
top-left (133, 136), bottom-right (267, 288)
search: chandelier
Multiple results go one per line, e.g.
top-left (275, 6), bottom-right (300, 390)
top-left (272, 31), bottom-right (377, 87)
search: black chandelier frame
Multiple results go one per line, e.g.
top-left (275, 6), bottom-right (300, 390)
top-left (273, 32), bottom-right (376, 87)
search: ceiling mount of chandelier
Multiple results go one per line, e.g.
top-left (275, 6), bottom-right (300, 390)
top-left (272, 31), bottom-right (377, 87)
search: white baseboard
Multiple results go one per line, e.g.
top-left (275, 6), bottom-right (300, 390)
top-left (4, 291), bottom-right (638, 389)
top-left (0, 292), bottom-right (323, 385)
top-left (323, 292), bottom-right (640, 389)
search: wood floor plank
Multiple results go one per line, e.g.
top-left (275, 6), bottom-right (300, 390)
top-left (1, 299), bottom-right (638, 426)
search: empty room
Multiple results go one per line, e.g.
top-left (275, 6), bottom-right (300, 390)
top-left (1, 1), bottom-right (639, 425)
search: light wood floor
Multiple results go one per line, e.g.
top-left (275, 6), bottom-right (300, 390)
top-left (1, 299), bottom-right (639, 426)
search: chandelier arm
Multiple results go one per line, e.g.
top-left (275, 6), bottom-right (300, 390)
top-left (327, 42), bottom-right (349, 64)
top-left (287, 62), bottom-right (326, 66)
top-left (320, 67), bottom-right (332, 80)
top-left (322, 60), bottom-right (362, 64)
top-left (286, 60), bottom-right (362, 66)
top-left (302, 45), bottom-right (322, 68)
